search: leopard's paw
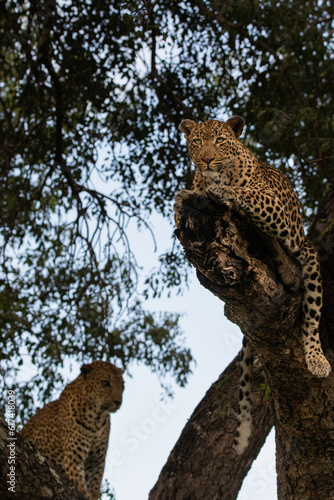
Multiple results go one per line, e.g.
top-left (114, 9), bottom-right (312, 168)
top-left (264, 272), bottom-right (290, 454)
top-left (306, 355), bottom-right (331, 378)
top-left (206, 185), bottom-right (237, 210)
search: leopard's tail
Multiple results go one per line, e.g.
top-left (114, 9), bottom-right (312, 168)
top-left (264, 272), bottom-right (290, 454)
top-left (298, 238), bottom-right (331, 378)
top-left (233, 337), bottom-right (253, 454)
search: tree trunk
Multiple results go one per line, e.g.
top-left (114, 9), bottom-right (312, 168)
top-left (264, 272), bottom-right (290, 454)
top-left (0, 418), bottom-right (86, 500)
top-left (149, 354), bottom-right (273, 500)
top-left (150, 190), bottom-right (334, 500)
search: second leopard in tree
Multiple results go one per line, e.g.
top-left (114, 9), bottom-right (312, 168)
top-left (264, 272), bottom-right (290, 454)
top-left (20, 361), bottom-right (124, 500)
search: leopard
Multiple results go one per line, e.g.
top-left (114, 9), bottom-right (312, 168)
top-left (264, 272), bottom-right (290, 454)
top-left (179, 116), bottom-right (331, 454)
top-left (20, 361), bottom-right (124, 500)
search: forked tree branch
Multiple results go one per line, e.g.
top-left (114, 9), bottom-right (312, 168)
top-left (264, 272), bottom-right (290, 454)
top-left (149, 353), bottom-right (273, 500)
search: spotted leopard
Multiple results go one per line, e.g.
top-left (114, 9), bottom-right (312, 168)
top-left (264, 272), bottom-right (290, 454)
top-left (179, 116), bottom-right (331, 453)
top-left (20, 361), bottom-right (124, 499)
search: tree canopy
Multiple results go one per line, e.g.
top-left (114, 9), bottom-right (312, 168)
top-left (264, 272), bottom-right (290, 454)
top-left (1, 0), bottom-right (333, 421)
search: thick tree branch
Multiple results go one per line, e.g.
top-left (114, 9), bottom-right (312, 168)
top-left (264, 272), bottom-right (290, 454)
top-left (0, 419), bottom-right (85, 500)
top-left (150, 354), bottom-right (273, 500)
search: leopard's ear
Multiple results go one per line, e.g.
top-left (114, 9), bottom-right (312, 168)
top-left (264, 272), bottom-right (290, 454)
top-left (180, 119), bottom-right (197, 138)
top-left (81, 363), bottom-right (93, 379)
top-left (225, 116), bottom-right (245, 138)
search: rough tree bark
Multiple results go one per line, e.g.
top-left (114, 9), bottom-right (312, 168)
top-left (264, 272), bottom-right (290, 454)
top-left (0, 418), bottom-right (85, 500)
top-left (150, 354), bottom-right (273, 500)
top-left (150, 189), bottom-right (334, 500)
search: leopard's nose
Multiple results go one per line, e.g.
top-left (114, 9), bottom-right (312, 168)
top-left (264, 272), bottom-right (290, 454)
top-left (114, 400), bottom-right (122, 408)
top-left (202, 155), bottom-right (214, 166)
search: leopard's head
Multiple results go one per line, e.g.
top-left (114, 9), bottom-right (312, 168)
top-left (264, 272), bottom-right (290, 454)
top-left (180, 116), bottom-right (245, 184)
top-left (80, 361), bottom-right (124, 413)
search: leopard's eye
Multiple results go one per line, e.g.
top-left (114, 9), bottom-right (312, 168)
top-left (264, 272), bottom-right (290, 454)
top-left (101, 380), bottom-right (111, 387)
top-left (216, 137), bottom-right (225, 144)
top-left (193, 139), bottom-right (202, 145)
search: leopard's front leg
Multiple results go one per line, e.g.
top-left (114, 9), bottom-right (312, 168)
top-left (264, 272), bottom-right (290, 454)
top-left (206, 184), bottom-right (292, 247)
